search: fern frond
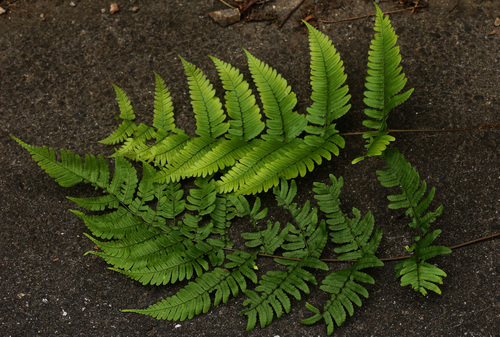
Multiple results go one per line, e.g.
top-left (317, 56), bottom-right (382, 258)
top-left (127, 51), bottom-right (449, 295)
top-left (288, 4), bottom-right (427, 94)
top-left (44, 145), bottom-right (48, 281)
top-left (181, 57), bottom-right (229, 139)
top-left (112, 240), bottom-right (218, 286)
top-left (85, 228), bottom-right (174, 270)
top-left (240, 180), bottom-right (329, 331)
top-left (12, 137), bottom-right (110, 188)
top-left (303, 173), bottom-right (383, 335)
top-left (234, 139), bottom-right (305, 195)
top-left (210, 55), bottom-right (265, 141)
top-left (353, 3), bottom-right (414, 163)
top-left (314, 173), bottom-right (384, 260)
top-left (304, 21), bottom-right (351, 137)
top-left (124, 250), bottom-right (258, 320)
top-left (124, 268), bottom-right (229, 319)
top-left (302, 257), bottom-right (382, 335)
top-left (156, 181), bottom-right (186, 220)
top-left (70, 207), bottom-right (140, 240)
top-left (230, 194), bottom-right (268, 225)
top-left (241, 255), bottom-right (327, 331)
top-left (209, 192), bottom-right (236, 246)
top-left (185, 176), bottom-right (217, 216)
top-left (215, 139), bottom-right (280, 194)
top-left (351, 132), bottom-right (395, 164)
top-left (100, 84), bottom-right (138, 145)
top-left (153, 72), bottom-right (176, 132)
top-left (244, 49), bottom-right (307, 142)
top-left (378, 148), bottom-right (451, 295)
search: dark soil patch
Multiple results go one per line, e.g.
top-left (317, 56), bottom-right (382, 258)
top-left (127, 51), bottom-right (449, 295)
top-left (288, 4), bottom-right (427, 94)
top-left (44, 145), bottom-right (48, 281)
top-left (1, 1), bottom-right (498, 336)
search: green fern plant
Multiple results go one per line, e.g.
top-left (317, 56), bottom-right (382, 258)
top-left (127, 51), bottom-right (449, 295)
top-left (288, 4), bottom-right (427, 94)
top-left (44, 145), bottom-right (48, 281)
top-left (101, 21), bottom-right (349, 196)
top-left (12, 3), bottom-right (452, 336)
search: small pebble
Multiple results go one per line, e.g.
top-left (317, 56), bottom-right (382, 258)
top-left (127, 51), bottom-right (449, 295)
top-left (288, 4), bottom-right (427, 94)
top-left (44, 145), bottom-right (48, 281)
top-left (110, 3), bottom-right (119, 15)
top-left (209, 8), bottom-right (240, 27)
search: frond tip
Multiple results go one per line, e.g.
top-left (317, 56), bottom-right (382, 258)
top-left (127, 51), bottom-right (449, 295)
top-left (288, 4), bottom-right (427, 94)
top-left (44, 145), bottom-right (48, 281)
top-left (353, 3), bottom-right (414, 164)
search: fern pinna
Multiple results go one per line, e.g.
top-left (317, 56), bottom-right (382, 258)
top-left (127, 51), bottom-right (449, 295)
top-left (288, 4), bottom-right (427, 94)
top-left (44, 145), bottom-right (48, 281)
top-left (102, 21), bottom-right (349, 195)
top-left (13, 4), bottom-right (452, 336)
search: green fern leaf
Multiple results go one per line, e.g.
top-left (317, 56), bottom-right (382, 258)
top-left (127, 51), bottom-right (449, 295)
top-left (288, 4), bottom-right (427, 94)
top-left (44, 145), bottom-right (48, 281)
top-left (244, 49), bottom-right (307, 142)
top-left (395, 229), bottom-right (451, 295)
top-left (378, 148), bottom-right (443, 233)
top-left (215, 139), bottom-right (281, 194)
top-left (70, 207), bottom-right (140, 240)
top-left (181, 57), bottom-right (229, 138)
top-left (230, 194), bottom-right (268, 225)
top-left (100, 84), bottom-right (138, 145)
top-left (112, 240), bottom-right (218, 286)
top-left (209, 192), bottom-right (236, 246)
top-left (210, 55), bottom-right (265, 141)
top-left (86, 229), bottom-right (182, 271)
top-left (303, 258), bottom-right (382, 335)
top-left (240, 180), bottom-right (329, 331)
top-left (304, 173), bottom-right (383, 335)
top-left (153, 72), bottom-right (176, 132)
top-left (124, 268), bottom-right (229, 319)
top-left (378, 148), bottom-right (451, 295)
top-left (235, 132), bottom-right (345, 195)
top-left (353, 3), bottom-right (414, 163)
top-left (11, 137), bottom-right (110, 188)
top-left (303, 21), bottom-right (351, 137)
top-left (124, 250), bottom-right (258, 320)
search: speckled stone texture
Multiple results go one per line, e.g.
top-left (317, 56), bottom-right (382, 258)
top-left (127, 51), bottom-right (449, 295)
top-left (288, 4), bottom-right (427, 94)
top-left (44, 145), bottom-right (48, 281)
top-left (1, 0), bottom-right (498, 336)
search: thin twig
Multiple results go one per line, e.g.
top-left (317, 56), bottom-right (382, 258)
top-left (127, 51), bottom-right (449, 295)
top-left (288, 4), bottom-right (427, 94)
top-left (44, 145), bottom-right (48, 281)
top-left (219, 0), bottom-right (236, 9)
top-left (319, 5), bottom-right (425, 24)
top-left (278, 0), bottom-right (306, 28)
top-left (340, 124), bottom-right (500, 137)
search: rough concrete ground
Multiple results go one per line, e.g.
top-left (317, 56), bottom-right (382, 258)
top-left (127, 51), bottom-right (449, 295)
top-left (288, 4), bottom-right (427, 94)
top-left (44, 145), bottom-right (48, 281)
top-left (1, 0), bottom-right (498, 336)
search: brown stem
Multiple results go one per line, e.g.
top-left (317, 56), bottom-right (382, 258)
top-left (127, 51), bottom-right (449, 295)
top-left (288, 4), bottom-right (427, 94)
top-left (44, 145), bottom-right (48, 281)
top-left (340, 124), bottom-right (500, 136)
top-left (223, 231), bottom-right (500, 263)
